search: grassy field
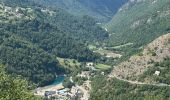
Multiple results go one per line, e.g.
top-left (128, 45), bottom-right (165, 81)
top-left (95, 64), bottom-right (111, 70)
top-left (108, 43), bottom-right (134, 49)
top-left (94, 49), bottom-right (122, 58)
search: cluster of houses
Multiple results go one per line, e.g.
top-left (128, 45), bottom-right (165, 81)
top-left (43, 62), bottom-right (96, 99)
top-left (34, 62), bottom-right (98, 100)
top-left (35, 85), bottom-right (82, 100)
top-left (86, 62), bottom-right (97, 71)
top-left (0, 4), bottom-right (22, 18)
top-left (86, 62), bottom-right (105, 75)
top-left (41, 8), bottom-right (55, 16)
top-left (44, 88), bottom-right (69, 99)
top-left (0, 4), bottom-right (34, 20)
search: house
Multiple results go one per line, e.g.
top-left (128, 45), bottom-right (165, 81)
top-left (44, 91), bottom-right (56, 99)
top-left (154, 71), bottom-right (160, 76)
top-left (70, 86), bottom-right (78, 94)
top-left (15, 7), bottom-right (20, 13)
top-left (57, 88), bottom-right (69, 96)
top-left (77, 71), bottom-right (90, 79)
top-left (101, 72), bottom-right (105, 75)
top-left (68, 86), bottom-right (81, 100)
top-left (86, 62), bottom-right (94, 67)
top-left (86, 62), bottom-right (97, 71)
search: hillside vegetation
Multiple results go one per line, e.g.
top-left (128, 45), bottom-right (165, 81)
top-left (111, 33), bottom-right (170, 84)
top-left (139, 58), bottom-right (170, 84)
top-left (106, 0), bottom-right (170, 54)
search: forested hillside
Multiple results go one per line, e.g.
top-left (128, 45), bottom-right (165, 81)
top-left (0, 34), bottom-right (66, 86)
top-left (91, 75), bottom-right (170, 100)
top-left (30, 0), bottom-right (128, 22)
top-left (106, 0), bottom-right (170, 54)
top-left (1, 0), bottom-right (170, 99)
top-left (0, 0), bottom-right (107, 86)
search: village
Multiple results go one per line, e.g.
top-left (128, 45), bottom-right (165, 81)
top-left (34, 83), bottom-right (81, 100)
top-left (0, 3), bottom-right (35, 21)
top-left (34, 62), bottom-right (98, 100)
top-left (0, 3), bottom-right (55, 22)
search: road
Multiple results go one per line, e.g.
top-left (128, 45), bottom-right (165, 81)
top-left (108, 75), bottom-right (170, 87)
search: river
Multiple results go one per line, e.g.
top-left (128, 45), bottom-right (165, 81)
top-left (50, 75), bottom-right (65, 86)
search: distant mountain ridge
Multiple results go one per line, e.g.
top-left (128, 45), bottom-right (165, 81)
top-left (31, 0), bottom-right (129, 22)
top-left (106, 0), bottom-right (170, 56)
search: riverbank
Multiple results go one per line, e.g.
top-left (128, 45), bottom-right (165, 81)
top-left (34, 83), bottom-right (64, 96)
top-left (34, 76), bottom-right (65, 96)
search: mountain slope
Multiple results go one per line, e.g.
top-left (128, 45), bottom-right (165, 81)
top-left (31, 0), bottom-right (128, 22)
top-left (90, 33), bottom-right (170, 100)
top-left (106, 0), bottom-right (170, 52)
top-left (111, 33), bottom-right (170, 84)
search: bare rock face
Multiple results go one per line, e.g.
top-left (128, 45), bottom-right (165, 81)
top-left (111, 33), bottom-right (170, 80)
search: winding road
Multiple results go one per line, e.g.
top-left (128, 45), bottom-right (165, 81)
top-left (108, 75), bottom-right (170, 87)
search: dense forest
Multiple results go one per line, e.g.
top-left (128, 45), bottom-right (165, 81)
top-left (2, 19), bottom-right (102, 61)
top-left (0, 35), bottom-right (65, 86)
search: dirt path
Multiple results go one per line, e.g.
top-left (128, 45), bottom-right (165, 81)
top-left (108, 75), bottom-right (170, 87)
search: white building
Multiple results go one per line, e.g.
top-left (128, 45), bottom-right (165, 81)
top-left (86, 62), bottom-right (94, 67)
top-left (154, 71), bottom-right (160, 76)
